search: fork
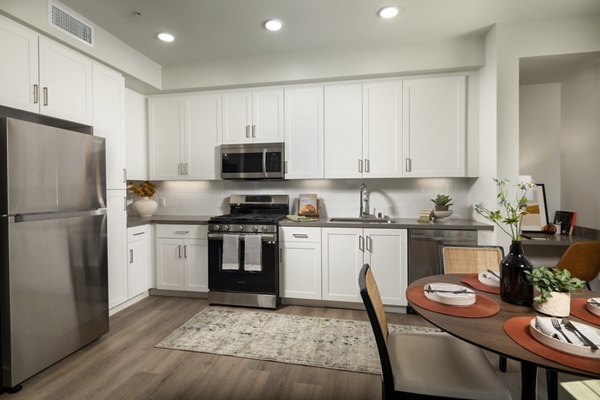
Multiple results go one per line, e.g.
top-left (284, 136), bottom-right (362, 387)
top-left (551, 319), bottom-right (573, 344)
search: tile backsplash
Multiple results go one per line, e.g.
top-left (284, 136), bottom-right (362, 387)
top-left (139, 178), bottom-right (473, 219)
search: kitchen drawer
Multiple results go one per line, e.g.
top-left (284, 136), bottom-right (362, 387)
top-left (156, 224), bottom-right (207, 239)
top-left (127, 225), bottom-right (149, 242)
top-left (280, 227), bottom-right (321, 243)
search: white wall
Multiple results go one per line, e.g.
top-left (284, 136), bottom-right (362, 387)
top-left (145, 178), bottom-right (471, 220)
top-left (519, 83), bottom-right (561, 220)
top-left (161, 36), bottom-right (485, 91)
top-left (0, 0), bottom-right (161, 88)
top-left (560, 64), bottom-right (600, 230)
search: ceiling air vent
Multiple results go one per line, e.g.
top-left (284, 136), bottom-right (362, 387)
top-left (49, 2), bottom-right (94, 46)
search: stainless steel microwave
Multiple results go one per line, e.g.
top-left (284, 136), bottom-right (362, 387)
top-left (220, 142), bottom-right (285, 180)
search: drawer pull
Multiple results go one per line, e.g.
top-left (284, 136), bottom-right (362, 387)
top-left (133, 232), bottom-right (145, 236)
top-left (292, 233), bottom-right (309, 239)
top-left (175, 230), bottom-right (190, 235)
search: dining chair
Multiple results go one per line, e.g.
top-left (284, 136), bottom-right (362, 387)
top-left (438, 244), bottom-right (508, 372)
top-left (555, 241), bottom-right (600, 290)
top-left (439, 244), bottom-right (504, 275)
top-left (358, 264), bottom-right (512, 400)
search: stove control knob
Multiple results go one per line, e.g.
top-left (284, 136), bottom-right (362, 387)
top-left (252, 226), bottom-right (258, 232)
top-left (238, 225), bottom-right (244, 231)
top-left (260, 226), bottom-right (268, 232)
top-left (213, 225), bottom-right (220, 231)
top-left (222, 225), bottom-right (230, 231)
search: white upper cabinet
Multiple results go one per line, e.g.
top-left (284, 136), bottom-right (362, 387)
top-left (324, 83), bottom-right (363, 179)
top-left (148, 96), bottom-right (185, 180)
top-left (363, 80), bottom-right (404, 178)
top-left (125, 89), bottom-right (148, 181)
top-left (284, 85), bottom-right (324, 179)
top-left (148, 94), bottom-right (222, 180)
top-left (0, 16), bottom-right (93, 125)
top-left (93, 63), bottom-right (126, 190)
top-left (222, 88), bottom-right (284, 144)
top-left (0, 14), bottom-right (38, 113)
top-left (185, 93), bottom-right (222, 180)
top-left (402, 75), bottom-right (466, 177)
top-left (39, 36), bottom-right (93, 125)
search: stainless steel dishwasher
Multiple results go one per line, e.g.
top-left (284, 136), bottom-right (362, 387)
top-left (408, 229), bottom-right (478, 283)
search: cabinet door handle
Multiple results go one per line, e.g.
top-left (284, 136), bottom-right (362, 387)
top-left (184, 245), bottom-right (188, 259)
top-left (43, 87), bottom-right (48, 106)
top-left (185, 163), bottom-right (189, 175)
top-left (284, 161), bottom-right (288, 174)
top-left (246, 125), bottom-right (250, 138)
top-left (252, 125), bottom-right (256, 138)
top-left (123, 197), bottom-right (127, 211)
top-left (33, 84), bottom-right (39, 104)
top-left (178, 163), bottom-right (182, 175)
top-left (366, 236), bottom-right (373, 253)
top-left (358, 159), bottom-right (363, 173)
top-left (365, 159), bottom-right (370, 173)
top-left (129, 249), bottom-right (134, 263)
top-left (405, 158), bottom-right (412, 172)
top-left (123, 168), bottom-right (127, 183)
top-left (178, 245), bottom-right (182, 259)
top-left (358, 235), bottom-right (364, 251)
top-left (292, 233), bottom-right (308, 238)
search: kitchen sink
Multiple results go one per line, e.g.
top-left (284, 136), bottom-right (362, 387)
top-left (329, 217), bottom-right (396, 224)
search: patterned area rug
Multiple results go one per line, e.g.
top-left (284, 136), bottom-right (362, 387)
top-left (156, 308), bottom-right (439, 374)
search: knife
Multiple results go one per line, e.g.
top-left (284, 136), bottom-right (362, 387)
top-left (486, 269), bottom-right (500, 279)
top-left (561, 318), bottom-right (599, 350)
top-left (425, 285), bottom-right (474, 295)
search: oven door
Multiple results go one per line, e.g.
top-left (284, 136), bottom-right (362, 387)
top-left (221, 143), bottom-right (284, 180)
top-left (208, 232), bottom-right (279, 294)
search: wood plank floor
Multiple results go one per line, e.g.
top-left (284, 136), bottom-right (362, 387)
top-left (0, 296), bottom-right (581, 399)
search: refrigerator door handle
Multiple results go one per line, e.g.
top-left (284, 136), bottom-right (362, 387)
top-left (9, 209), bottom-right (107, 223)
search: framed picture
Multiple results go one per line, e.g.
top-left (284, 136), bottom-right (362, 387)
top-left (521, 183), bottom-right (549, 232)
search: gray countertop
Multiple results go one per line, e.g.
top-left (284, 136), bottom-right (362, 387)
top-left (128, 214), bottom-right (492, 231)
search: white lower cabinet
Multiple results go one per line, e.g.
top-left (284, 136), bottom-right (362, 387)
top-left (127, 225), bottom-right (150, 298)
top-left (156, 225), bottom-right (208, 292)
top-left (280, 227), bottom-right (322, 299)
top-left (321, 227), bottom-right (408, 306)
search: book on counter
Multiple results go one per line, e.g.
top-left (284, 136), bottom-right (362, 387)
top-left (553, 211), bottom-right (577, 235)
top-left (298, 194), bottom-right (319, 217)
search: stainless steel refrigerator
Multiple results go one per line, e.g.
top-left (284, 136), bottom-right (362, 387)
top-left (0, 117), bottom-right (108, 390)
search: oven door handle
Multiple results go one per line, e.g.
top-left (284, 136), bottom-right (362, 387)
top-left (208, 233), bottom-right (277, 241)
top-left (262, 148), bottom-right (267, 178)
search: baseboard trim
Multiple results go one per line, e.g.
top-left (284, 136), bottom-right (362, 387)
top-left (109, 291), bottom-right (149, 316)
top-left (281, 297), bottom-right (406, 314)
top-left (149, 288), bottom-right (208, 299)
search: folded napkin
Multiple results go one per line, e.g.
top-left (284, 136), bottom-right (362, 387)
top-left (286, 214), bottom-right (318, 222)
top-left (535, 317), bottom-right (600, 347)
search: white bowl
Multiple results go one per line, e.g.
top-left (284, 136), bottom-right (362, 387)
top-left (587, 298), bottom-right (600, 317)
top-left (530, 317), bottom-right (600, 359)
top-left (478, 271), bottom-right (500, 287)
top-left (423, 282), bottom-right (476, 307)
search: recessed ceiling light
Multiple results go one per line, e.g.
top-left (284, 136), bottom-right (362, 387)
top-left (264, 19), bottom-right (283, 32)
top-left (157, 32), bottom-right (175, 42)
top-left (378, 6), bottom-right (401, 19)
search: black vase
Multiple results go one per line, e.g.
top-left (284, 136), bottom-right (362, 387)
top-left (500, 240), bottom-right (533, 306)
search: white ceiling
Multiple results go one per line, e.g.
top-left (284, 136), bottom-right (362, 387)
top-left (60, 0), bottom-right (600, 67)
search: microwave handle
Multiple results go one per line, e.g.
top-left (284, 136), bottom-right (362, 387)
top-left (262, 148), bottom-right (267, 177)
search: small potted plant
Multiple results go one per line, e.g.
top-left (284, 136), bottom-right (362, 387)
top-left (431, 194), bottom-right (453, 220)
top-left (128, 181), bottom-right (158, 217)
top-left (524, 267), bottom-right (584, 317)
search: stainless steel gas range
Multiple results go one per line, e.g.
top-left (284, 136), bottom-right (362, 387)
top-left (207, 195), bottom-right (289, 309)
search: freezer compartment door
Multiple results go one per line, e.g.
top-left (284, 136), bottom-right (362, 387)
top-left (2, 117), bottom-right (106, 215)
top-left (1, 212), bottom-right (108, 387)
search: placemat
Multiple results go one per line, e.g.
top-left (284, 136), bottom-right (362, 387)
top-left (460, 273), bottom-right (501, 295)
top-left (504, 316), bottom-right (600, 376)
top-left (406, 285), bottom-right (500, 318)
top-left (571, 298), bottom-right (600, 326)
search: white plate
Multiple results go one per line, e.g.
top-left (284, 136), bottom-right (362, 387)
top-left (586, 298), bottom-right (600, 317)
top-left (529, 317), bottom-right (600, 359)
top-left (478, 271), bottom-right (500, 287)
top-left (423, 282), bottom-right (476, 307)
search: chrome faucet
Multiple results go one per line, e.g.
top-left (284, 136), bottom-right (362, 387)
top-left (359, 183), bottom-right (370, 218)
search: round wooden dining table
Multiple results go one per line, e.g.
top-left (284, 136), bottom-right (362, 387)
top-left (407, 274), bottom-right (600, 400)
